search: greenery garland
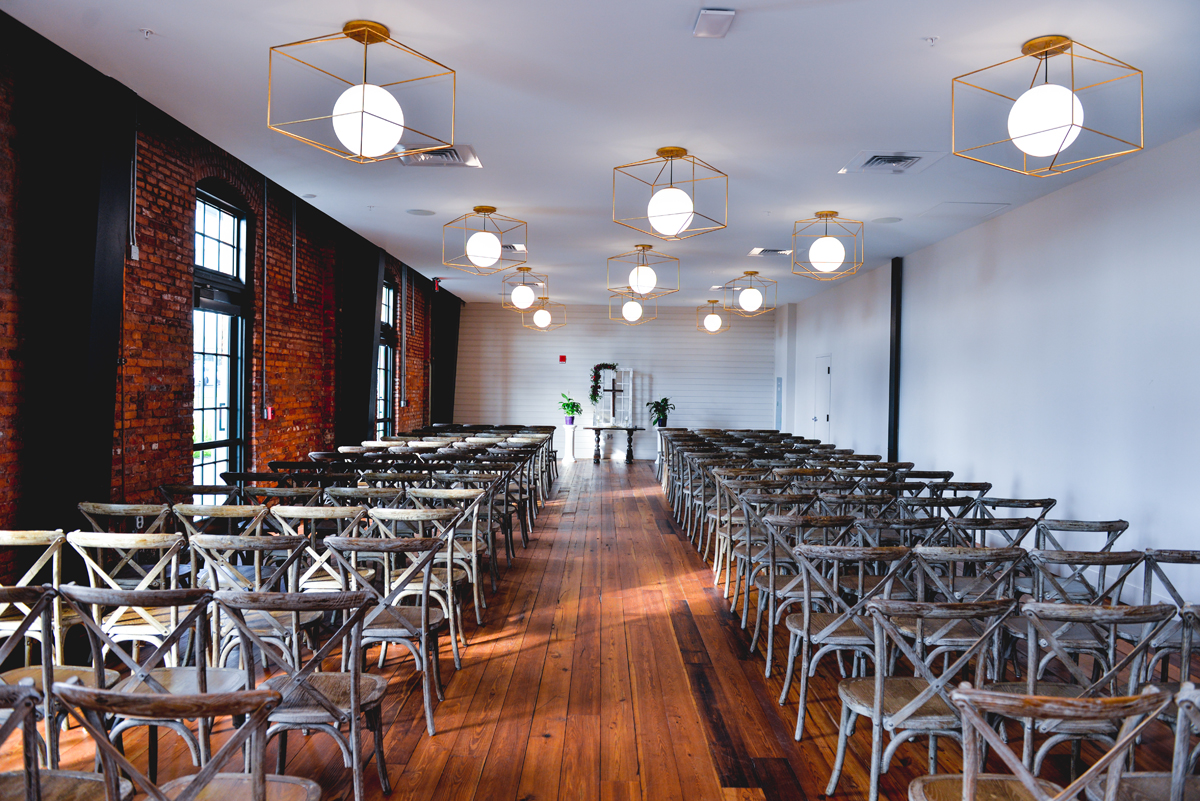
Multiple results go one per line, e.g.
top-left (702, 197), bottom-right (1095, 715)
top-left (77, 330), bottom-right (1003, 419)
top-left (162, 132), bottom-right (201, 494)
top-left (589, 362), bottom-right (618, 405)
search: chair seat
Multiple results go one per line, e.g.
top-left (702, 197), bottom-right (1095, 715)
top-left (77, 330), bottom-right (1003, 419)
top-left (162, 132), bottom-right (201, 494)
top-left (837, 573), bottom-right (915, 600)
top-left (896, 617), bottom-right (986, 647)
top-left (707, 509), bottom-right (745, 524)
top-left (0, 769), bottom-right (134, 801)
top-left (786, 612), bottom-right (871, 644)
top-left (160, 773), bottom-right (321, 801)
top-left (909, 773), bottom-right (1061, 801)
top-left (984, 682), bottom-right (1116, 735)
top-left (0, 665), bottom-right (120, 691)
top-left (733, 542), bottom-right (791, 563)
top-left (838, 676), bottom-right (956, 726)
top-left (262, 672), bottom-right (388, 723)
top-left (1083, 773), bottom-right (1193, 801)
top-left (365, 606), bottom-right (447, 634)
top-left (752, 571), bottom-right (805, 596)
top-left (113, 667), bottom-right (246, 696)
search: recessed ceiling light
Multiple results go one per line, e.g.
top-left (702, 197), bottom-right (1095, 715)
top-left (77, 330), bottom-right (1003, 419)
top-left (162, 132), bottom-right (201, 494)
top-left (693, 8), bottom-right (735, 38)
top-left (406, 209), bottom-right (435, 216)
top-left (873, 217), bottom-right (902, 224)
top-left (302, 193), bottom-right (317, 199)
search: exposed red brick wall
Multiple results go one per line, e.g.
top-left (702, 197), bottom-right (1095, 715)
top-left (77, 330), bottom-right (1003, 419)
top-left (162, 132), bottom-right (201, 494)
top-left (387, 259), bottom-right (432, 433)
top-left (0, 70), bottom-right (18, 581)
top-left (111, 110), bottom-right (350, 501)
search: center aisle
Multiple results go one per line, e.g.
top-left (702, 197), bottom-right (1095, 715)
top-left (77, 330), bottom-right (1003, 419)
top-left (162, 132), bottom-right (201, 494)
top-left (387, 461), bottom-right (868, 801)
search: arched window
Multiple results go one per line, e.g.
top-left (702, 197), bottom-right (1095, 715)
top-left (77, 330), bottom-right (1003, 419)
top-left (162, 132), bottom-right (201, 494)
top-left (192, 184), bottom-right (249, 486)
top-left (376, 281), bottom-right (397, 437)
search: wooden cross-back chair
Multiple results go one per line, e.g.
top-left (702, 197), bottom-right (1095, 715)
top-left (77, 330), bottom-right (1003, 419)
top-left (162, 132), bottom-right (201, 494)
top-left (781, 544), bottom-right (915, 741)
top-left (326, 534), bottom-right (445, 735)
top-left (238, 486), bottom-right (323, 509)
top-left (216, 590), bottom-right (386, 801)
top-left (189, 534), bottom-right (315, 667)
top-left (989, 600), bottom-right (1176, 774)
top-left (408, 487), bottom-right (487, 625)
top-left (366, 507), bottom-right (465, 669)
top-left (59, 585), bottom-right (245, 781)
top-left (0, 531), bottom-right (74, 666)
top-left (748, 508), bottom-right (856, 667)
top-left (0, 678), bottom-right (138, 801)
top-left (78, 503), bottom-right (173, 536)
top-left (0, 586), bottom-right (54, 758)
top-left (56, 682), bottom-right (319, 801)
top-left (66, 531), bottom-right (186, 658)
top-left (908, 685), bottom-right (1171, 801)
top-left (1139, 555), bottom-right (1200, 689)
top-left (826, 597), bottom-right (1019, 801)
top-left (268, 505), bottom-right (371, 593)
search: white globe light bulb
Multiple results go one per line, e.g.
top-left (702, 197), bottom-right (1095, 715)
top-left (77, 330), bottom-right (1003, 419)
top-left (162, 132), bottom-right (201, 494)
top-left (511, 284), bottom-right (535, 309)
top-left (628, 265), bottom-right (658, 295)
top-left (739, 287), bottom-right (764, 312)
top-left (622, 300), bottom-right (643, 322)
top-left (704, 312), bottom-right (722, 332)
top-left (331, 84), bottom-right (404, 159)
top-left (809, 236), bottom-right (846, 273)
top-left (646, 187), bottom-right (694, 236)
top-left (465, 231), bottom-right (501, 268)
top-left (533, 308), bottom-right (552, 328)
top-left (1008, 83), bottom-right (1084, 158)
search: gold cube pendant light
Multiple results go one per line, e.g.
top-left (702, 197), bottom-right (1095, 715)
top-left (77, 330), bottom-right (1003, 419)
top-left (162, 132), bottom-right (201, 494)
top-left (792, 211), bottom-right (864, 281)
top-left (501, 267), bottom-right (548, 312)
top-left (613, 147), bottom-right (727, 241)
top-left (952, 35), bottom-right (1143, 177)
top-left (607, 244), bottom-right (679, 301)
top-left (697, 300), bottom-right (731, 335)
top-left (268, 20), bottom-right (455, 163)
top-left (443, 206), bottom-right (528, 276)
top-left (723, 271), bottom-right (776, 317)
top-left (610, 294), bottom-right (657, 326)
top-left (522, 297), bottom-right (566, 332)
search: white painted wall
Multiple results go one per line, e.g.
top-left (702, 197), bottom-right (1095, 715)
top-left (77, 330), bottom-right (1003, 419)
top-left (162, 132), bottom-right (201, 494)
top-left (774, 265), bottom-right (892, 456)
top-left (772, 127), bottom-right (1200, 600)
top-left (900, 127), bottom-right (1200, 598)
top-left (455, 304), bottom-right (776, 460)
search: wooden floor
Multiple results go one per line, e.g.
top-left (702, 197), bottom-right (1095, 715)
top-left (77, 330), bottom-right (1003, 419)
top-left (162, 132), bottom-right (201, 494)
top-left (3, 461), bottom-right (1178, 800)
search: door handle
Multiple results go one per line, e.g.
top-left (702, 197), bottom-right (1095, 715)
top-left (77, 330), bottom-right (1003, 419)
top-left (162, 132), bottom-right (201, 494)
top-left (812, 417), bottom-right (818, 422)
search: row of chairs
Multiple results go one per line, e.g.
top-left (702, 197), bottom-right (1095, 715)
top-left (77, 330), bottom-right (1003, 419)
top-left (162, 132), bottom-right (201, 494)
top-left (656, 427), bottom-right (1199, 801)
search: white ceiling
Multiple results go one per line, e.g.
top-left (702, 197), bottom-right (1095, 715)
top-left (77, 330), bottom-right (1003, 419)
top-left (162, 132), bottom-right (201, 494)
top-left (5, 0), bottom-right (1199, 306)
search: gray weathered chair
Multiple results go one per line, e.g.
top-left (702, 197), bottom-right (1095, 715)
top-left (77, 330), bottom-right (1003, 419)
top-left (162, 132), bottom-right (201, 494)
top-left (56, 682), bottom-right (318, 801)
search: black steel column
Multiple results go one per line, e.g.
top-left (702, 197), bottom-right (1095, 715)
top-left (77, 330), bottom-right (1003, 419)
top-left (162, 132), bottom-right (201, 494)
top-left (887, 257), bottom-right (903, 462)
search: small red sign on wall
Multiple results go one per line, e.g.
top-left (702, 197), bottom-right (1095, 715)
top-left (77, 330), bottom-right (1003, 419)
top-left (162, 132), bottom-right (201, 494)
top-left (559, 355), bottom-right (566, 363)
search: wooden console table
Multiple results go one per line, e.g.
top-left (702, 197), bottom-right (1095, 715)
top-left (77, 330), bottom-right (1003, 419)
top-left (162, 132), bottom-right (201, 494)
top-left (584, 426), bottom-right (645, 464)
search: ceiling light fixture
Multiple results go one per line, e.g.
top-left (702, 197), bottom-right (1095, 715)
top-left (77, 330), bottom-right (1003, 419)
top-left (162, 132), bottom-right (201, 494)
top-left (268, 21), bottom-right (455, 163)
top-left (607, 244), bottom-right (680, 302)
top-left (723, 271), bottom-right (776, 317)
top-left (952, 35), bottom-right (1142, 177)
top-left (610, 294), bottom-right (656, 326)
top-left (693, 9), bottom-right (735, 39)
top-left (522, 296), bottom-right (566, 332)
top-left (501, 266), bottom-right (548, 312)
top-left (614, 147), bottom-right (727, 241)
top-left (443, 205), bottom-right (527, 276)
top-left (697, 300), bottom-right (731, 334)
top-left (792, 211), bottom-right (864, 281)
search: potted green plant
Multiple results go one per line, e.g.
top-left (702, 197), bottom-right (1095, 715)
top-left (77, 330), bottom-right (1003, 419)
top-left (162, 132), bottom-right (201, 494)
top-left (646, 397), bottom-right (675, 427)
top-left (559, 393), bottom-right (582, 425)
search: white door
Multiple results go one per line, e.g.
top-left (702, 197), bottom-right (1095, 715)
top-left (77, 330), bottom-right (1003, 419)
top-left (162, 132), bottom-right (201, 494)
top-left (814, 355), bottom-right (831, 442)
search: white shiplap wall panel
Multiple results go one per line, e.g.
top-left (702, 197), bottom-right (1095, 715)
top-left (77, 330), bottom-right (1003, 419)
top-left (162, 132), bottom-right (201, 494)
top-left (454, 304), bottom-right (776, 460)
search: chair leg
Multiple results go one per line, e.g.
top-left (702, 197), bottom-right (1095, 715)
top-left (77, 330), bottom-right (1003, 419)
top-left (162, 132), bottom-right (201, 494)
top-left (826, 703), bottom-right (853, 795)
top-left (868, 712), bottom-right (884, 801)
top-left (780, 631), bottom-right (798, 705)
top-left (148, 725), bottom-right (158, 783)
top-left (276, 729), bottom-right (288, 774)
top-left (367, 705), bottom-right (392, 794)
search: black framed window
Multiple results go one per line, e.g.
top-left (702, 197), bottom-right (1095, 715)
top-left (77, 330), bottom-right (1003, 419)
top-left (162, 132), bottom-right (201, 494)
top-left (193, 190), bottom-right (248, 488)
top-left (376, 282), bottom-right (397, 438)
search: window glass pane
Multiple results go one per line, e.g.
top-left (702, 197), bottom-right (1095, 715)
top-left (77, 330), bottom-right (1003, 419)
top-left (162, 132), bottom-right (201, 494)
top-left (196, 203), bottom-right (205, 237)
top-left (219, 211), bottom-right (234, 244)
top-left (205, 205), bottom-right (220, 240)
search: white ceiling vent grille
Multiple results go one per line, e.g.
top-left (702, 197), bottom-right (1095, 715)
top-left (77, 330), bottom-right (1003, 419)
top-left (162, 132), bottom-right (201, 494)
top-left (748, 247), bottom-right (792, 257)
top-left (501, 243), bottom-right (527, 253)
top-left (396, 145), bottom-right (482, 168)
top-left (838, 150), bottom-right (946, 175)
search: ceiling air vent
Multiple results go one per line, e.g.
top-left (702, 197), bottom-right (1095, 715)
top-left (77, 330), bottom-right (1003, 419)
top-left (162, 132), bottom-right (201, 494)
top-left (838, 150), bottom-right (946, 175)
top-left (396, 145), bottom-right (482, 168)
top-left (501, 244), bottom-right (527, 253)
top-left (748, 247), bottom-right (792, 257)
